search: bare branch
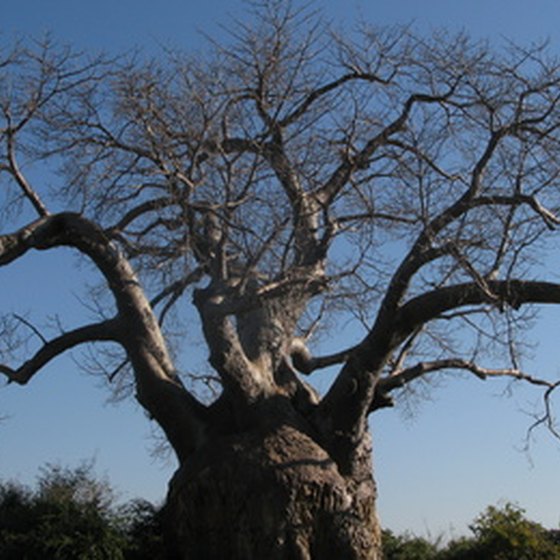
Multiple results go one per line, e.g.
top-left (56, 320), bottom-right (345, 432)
top-left (375, 358), bottom-right (560, 433)
top-left (106, 197), bottom-right (177, 234)
top-left (5, 132), bottom-right (50, 217)
top-left (279, 71), bottom-right (391, 128)
top-left (12, 313), bottom-right (48, 345)
top-left (317, 86), bottom-right (459, 207)
top-left (150, 267), bottom-right (205, 324)
top-left (527, 382), bottom-right (560, 441)
top-left (1, 319), bottom-right (119, 385)
top-left (376, 190), bottom-right (560, 323)
top-left (395, 280), bottom-right (560, 344)
top-left (379, 358), bottom-right (550, 393)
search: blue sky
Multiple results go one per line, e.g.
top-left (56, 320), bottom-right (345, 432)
top-left (2, 0), bottom-right (560, 540)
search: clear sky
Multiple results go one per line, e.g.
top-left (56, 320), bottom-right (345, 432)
top-left (1, 0), bottom-right (560, 541)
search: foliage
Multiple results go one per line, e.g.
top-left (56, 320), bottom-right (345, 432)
top-left (0, 462), bottom-right (164, 560)
top-left (442, 503), bottom-right (560, 560)
top-left (383, 503), bottom-right (560, 560)
top-left (119, 499), bottom-right (166, 560)
top-left (382, 529), bottom-right (440, 559)
top-left (1, 461), bottom-right (559, 560)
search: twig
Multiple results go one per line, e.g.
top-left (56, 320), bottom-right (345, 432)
top-left (13, 314), bottom-right (48, 344)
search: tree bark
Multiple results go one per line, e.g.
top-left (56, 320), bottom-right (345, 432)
top-left (164, 399), bottom-right (382, 559)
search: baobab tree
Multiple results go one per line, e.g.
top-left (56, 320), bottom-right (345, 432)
top-left (2, 3), bottom-right (560, 558)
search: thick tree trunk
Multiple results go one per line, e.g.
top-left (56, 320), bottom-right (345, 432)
top-left (163, 400), bottom-right (382, 559)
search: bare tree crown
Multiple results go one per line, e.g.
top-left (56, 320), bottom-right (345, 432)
top-left (2, 3), bottom-right (560, 461)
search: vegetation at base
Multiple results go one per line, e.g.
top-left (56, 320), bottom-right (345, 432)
top-left (1, 461), bottom-right (558, 559)
top-left (382, 502), bottom-right (560, 559)
top-left (0, 461), bottom-right (165, 560)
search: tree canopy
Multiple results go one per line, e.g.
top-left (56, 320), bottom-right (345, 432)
top-left (2, 2), bottom-right (560, 448)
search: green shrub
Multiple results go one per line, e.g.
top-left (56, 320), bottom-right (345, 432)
top-left (0, 462), bottom-right (125, 559)
top-left (382, 528), bottom-right (440, 559)
top-left (439, 503), bottom-right (560, 560)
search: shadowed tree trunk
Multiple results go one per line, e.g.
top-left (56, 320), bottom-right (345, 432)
top-left (165, 405), bottom-right (380, 559)
top-left (3, 3), bottom-right (560, 559)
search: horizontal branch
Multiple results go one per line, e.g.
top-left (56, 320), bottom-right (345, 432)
top-left (395, 280), bottom-right (560, 344)
top-left (379, 358), bottom-right (555, 393)
top-left (335, 211), bottom-right (417, 226)
top-left (375, 192), bottom-right (557, 322)
top-left (1, 319), bottom-right (119, 385)
top-left (474, 193), bottom-right (560, 229)
top-left (318, 278), bottom-right (560, 443)
top-left (376, 357), bottom-right (560, 440)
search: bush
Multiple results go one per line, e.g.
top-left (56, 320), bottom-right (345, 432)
top-left (0, 461), bottom-right (167, 559)
top-left (443, 503), bottom-right (560, 560)
top-left (384, 503), bottom-right (560, 560)
top-left (382, 529), bottom-right (440, 559)
top-left (120, 498), bottom-right (166, 560)
top-left (0, 462), bottom-right (126, 559)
